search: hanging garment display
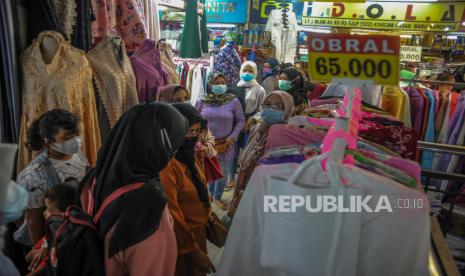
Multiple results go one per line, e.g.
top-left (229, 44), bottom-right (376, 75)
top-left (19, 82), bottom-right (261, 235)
top-left (199, 0), bottom-right (208, 54)
top-left (213, 44), bottom-right (242, 88)
top-left (71, 0), bottom-right (93, 51)
top-left (265, 9), bottom-right (297, 64)
top-left (190, 64), bottom-right (206, 105)
top-left (87, 36), bottom-right (139, 130)
top-left (0, 0), bottom-right (21, 143)
top-left (160, 41), bottom-right (179, 84)
top-left (179, 0), bottom-right (200, 58)
top-left (323, 83), bottom-right (382, 107)
top-left (27, 0), bottom-right (92, 51)
top-left (91, 0), bottom-right (148, 52)
top-left (142, 0), bottom-right (160, 41)
top-left (130, 38), bottom-right (169, 102)
top-left (51, 0), bottom-right (77, 40)
top-left (380, 85), bottom-right (412, 128)
top-left (18, 31), bottom-right (101, 171)
top-left (218, 160), bottom-right (430, 276)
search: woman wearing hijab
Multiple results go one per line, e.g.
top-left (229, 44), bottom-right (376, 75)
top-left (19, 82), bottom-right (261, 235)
top-left (160, 103), bottom-right (215, 276)
top-left (237, 61), bottom-right (266, 118)
top-left (157, 84), bottom-right (217, 159)
top-left (279, 67), bottom-right (308, 114)
top-left (228, 91), bottom-right (294, 218)
top-left (157, 84), bottom-right (190, 103)
top-left (227, 61), bottom-right (266, 191)
top-left (82, 103), bottom-right (189, 276)
top-left (195, 73), bottom-right (245, 210)
top-left (261, 57), bottom-right (280, 94)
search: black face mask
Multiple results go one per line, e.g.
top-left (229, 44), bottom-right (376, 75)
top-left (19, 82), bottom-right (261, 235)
top-left (179, 136), bottom-right (199, 150)
top-left (175, 135), bottom-right (210, 208)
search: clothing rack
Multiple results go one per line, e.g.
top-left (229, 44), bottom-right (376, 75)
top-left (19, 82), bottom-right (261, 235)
top-left (417, 141), bottom-right (465, 238)
top-left (173, 57), bottom-right (211, 66)
top-left (418, 141), bottom-right (465, 156)
top-left (326, 86), bottom-right (362, 164)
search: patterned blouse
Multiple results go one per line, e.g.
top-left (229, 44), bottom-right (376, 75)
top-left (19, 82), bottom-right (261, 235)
top-left (17, 152), bottom-right (89, 209)
top-left (91, 0), bottom-right (148, 52)
top-left (213, 45), bottom-right (242, 87)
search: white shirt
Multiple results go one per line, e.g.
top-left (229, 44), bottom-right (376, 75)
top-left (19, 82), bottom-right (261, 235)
top-left (265, 10), bottom-right (297, 64)
top-left (218, 159), bottom-right (430, 276)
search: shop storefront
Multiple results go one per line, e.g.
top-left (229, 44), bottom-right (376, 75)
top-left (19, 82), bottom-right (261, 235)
top-left (0, 1), bottom-right (465, 276)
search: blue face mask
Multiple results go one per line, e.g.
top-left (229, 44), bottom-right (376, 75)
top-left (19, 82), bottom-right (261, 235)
top-left (0, 181), bottom-right (29, 224)
top-left (279, 80), bottom-right (293, 91)
top-left (240, 73), bottom-right (255, 82)
top-left (261, 108), bottom-right (285, 125)
top-left (211, 84), bottom-right (227, 95)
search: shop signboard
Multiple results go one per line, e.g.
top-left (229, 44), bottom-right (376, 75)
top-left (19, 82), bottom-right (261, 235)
top-left (307, 33), bottom-right (400, 85)
top-left (205, 0), bottom-right (247, 23)
top-left (249, 0), bottom-right (305, 24)
top-left (315, 0), bottom-right (365, 2)
top-left (302, 2), bottom-right (465, 32)
top-left (400, 46), bottom-right (422, 63)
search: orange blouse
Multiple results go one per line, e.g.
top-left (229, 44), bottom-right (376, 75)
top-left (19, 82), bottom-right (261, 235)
top-left (160, 158), bottom-right (210, 255)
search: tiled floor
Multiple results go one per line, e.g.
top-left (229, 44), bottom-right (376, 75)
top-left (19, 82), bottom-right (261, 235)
top-left (207, 185), bottom-right (234, 275)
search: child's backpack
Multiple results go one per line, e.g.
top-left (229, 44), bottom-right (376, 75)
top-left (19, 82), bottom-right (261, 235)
top-left (45, 206), bottom-right (105, 276)
top-left (45, 168), bottom-right (146, 276)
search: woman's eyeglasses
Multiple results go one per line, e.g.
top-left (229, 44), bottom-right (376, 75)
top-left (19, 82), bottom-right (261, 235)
top-left (261, 103), bottom-right (284, 111)
top-left (187, 128), bottom-right (202, 135)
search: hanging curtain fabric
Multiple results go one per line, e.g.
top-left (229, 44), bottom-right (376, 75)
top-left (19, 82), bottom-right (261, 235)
top-left (142, 0), bottom-right (161, 40)
top-left (0, 0), bottom-right (20, 143)
top-left (180, 0), bottom-right (202, 58)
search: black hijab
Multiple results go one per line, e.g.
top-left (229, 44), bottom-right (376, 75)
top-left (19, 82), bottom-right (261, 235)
top-left (282, 67), bottom-right (308, 106)
top-left (172, 103), bottom-right (210, 208)
top-left (89, 103), bottom-right (188, 257)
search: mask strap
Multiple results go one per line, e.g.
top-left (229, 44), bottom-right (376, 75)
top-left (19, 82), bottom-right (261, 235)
top-left (289, 76), bottom-right (300, 85)
top-left (160, 128), bottom-right (173, 151)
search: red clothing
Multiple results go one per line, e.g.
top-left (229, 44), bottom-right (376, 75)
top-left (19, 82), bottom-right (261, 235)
top-left (308, 83), bottom-right (326, 100)
top-left (32, 237), bottom-right (48, 270)
top-left (450, 92), bottom-right (460, 118)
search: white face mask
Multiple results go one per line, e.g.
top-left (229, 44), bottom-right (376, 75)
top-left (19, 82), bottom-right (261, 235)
top-left (50, 137), bottom-right (82, 156)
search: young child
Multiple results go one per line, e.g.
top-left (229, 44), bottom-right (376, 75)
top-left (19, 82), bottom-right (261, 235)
top-left (25, 183), bottom-right (77, 276)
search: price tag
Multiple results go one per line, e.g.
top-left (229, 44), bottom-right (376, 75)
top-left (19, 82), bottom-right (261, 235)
top-left (400, 46), bottom-right (422, 63)
top-left (308, 33), bottom-right (400, 85)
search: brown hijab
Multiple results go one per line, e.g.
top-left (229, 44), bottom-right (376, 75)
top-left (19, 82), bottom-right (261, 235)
top-left (240, 91), bottom-right (294, 172)
top-left (157, 84), bottom-right (185, 102)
